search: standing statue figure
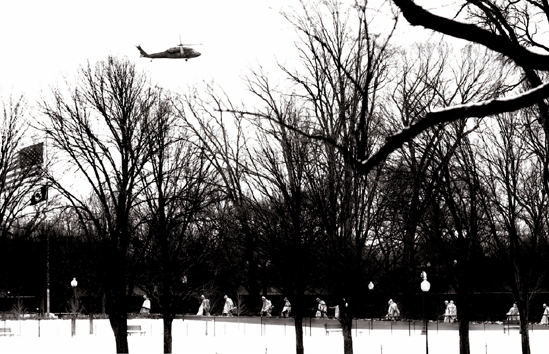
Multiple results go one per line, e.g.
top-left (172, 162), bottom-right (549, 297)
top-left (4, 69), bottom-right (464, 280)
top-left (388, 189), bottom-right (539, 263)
top-left (386, 299), bottom-right (400, 321)
top-left (541, 304), bottom-right (549, 325)
top-left (332, 298), bottom-right (349, 320)
top-left (281, 297), bottom-right (292, 318)
top-left (506, 303), bottom-right (519, 321)
top-left (140, 295), bottom-right (151, 314)
top-left (331, 304), bottom-right (340, 319)
top-left (260, 296), bottom-right (273, 317)
top-left (315, 298), bottom-right (328, 318)
top-left (197, 295), bottom-right (211, 316)
top-left (447, 300), bottom-right (457, 323)
top-left (222, 295), bottom-right (235, 317)
top-left (443, 300), bottom-right (450, 323)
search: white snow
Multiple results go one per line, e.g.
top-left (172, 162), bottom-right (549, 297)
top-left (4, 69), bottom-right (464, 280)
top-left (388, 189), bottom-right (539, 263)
top-left (0, 318), bottom-right (545, 354)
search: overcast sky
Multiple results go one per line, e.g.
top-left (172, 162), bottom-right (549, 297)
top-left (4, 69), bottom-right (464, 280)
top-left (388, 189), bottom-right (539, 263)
top-left (0, 0), bottom-right (465, 204)
top-left (0, 0), bottom-right (455, 106)
top-left (0, 0), bottom-right (303, 103)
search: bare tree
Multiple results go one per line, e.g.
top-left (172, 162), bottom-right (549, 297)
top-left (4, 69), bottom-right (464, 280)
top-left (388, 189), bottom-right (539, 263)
top-left (241, 79), bottom-right (321, 354)
top-left (180, 85), bottom-right (266, 311)
top-left (278, 2), bottom-right (395, 353)
top-left (421, 120), bottom-right (496, 354)
top-left (380, 41), bottom-right (512, 354)
top-left (40, 57), bottom-right (156, 353)
top-left (478, 110), bottom-right (549, 354)
top-left (135, 90), bottom-right (221, 353)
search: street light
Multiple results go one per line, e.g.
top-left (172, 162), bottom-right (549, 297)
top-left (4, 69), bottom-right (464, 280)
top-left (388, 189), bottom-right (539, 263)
top-left (421, 271), bottom-right (431, 354)
top-left (71, 278), bottom-right (77, 337)
top-left (368, 282), bottom-right (374, 330)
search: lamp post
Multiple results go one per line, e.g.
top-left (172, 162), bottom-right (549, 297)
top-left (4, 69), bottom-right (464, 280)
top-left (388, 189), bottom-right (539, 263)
top-left (368, 282), bottom-right (374, 330)
top-left (421, 271), bottom-right (430, 354)
top-left (71, 278), bottom-right (77, 337)
top-left (181, 276), bottom-right (187, 315)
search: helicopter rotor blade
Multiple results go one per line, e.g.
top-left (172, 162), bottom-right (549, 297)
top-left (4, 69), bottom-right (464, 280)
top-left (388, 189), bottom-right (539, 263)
top-left (177, 35), bottom-right (202, 47)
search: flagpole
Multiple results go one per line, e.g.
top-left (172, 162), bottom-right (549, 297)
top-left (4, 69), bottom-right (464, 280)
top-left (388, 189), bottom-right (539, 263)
top-left (45, 136), bottom-right (50, 317)
top-left (46, 230), bottom-right (50, 316)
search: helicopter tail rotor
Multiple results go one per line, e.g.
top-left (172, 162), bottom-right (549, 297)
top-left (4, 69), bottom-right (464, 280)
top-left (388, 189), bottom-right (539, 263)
top-left (136, 45), bottom-right (148, 58)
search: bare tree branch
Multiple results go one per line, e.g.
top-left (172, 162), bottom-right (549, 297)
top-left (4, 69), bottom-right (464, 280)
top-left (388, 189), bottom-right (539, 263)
top-left (392, 0), bottom-right (549, 69)
top-left (361, 81), bottom-right (549, 173)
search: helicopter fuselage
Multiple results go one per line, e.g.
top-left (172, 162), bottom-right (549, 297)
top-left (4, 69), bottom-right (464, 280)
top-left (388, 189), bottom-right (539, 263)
top-left (147, 50), bottom-right (201, 59)
top-left (136, 45), bottom-right (201, 60)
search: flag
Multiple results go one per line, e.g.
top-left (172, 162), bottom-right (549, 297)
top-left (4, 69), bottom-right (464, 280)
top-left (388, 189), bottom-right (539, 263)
top-left (4, 156), bottom-right (20, 187)
top-left (4, 143), bottom-right (43, 189)
top-left (30, 185), bottom-right (48, 205)
top-left (20, 143), bottom-right (44, 168)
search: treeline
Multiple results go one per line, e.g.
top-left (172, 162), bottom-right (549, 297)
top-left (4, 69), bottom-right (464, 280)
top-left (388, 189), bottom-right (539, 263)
top-left (1, 1), bottom-right (549, 354)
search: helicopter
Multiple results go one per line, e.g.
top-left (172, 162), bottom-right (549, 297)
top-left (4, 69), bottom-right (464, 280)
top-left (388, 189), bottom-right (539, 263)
top-left (136, 36), bottom-right (201, 61)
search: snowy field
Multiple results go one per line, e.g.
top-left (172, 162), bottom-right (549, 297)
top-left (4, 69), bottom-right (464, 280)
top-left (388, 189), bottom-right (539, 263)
top-left (0, 317), bottom-right (547, 354)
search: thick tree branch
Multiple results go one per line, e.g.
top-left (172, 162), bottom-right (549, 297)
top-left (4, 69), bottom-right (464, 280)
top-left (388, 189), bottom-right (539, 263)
top-left (392, 0), bottom-right (549, 70)
top-left (361, 82), bottom-right (549, 173)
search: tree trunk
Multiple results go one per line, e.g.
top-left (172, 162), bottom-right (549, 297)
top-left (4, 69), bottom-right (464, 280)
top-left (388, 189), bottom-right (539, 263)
top-left (519, 308), bottom-right (531, 354)
top-left (107, 270), bottom-right (129, 354)
top-left (109, 314), bottom-right (129, 354)
top-left (102, 290), bottom-right (106, 314)
top-left (294, 311), bottom-right (304, 354)
top-left (456, 285), bottom-right (470, 354)
top-left (340, 315), bottom-right (353, 354)
top-left (163, 315), bottom-right (174, 354)
top-left (338, 298), bottom-right (353, 354)
top-left (458, 305), bottom-right (470, 354)
top-left (520, 323), bottom-right (531, 354)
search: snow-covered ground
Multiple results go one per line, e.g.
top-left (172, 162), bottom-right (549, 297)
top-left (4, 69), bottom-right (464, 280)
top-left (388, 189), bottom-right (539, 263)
top-left (0, 318), bottom-right (546, 353)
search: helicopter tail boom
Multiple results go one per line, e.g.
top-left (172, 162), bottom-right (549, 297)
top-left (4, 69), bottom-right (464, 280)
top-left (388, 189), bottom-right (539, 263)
top-left (136, 45), bottom-right (149, 58)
